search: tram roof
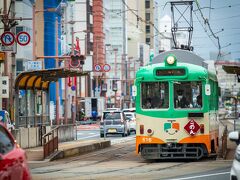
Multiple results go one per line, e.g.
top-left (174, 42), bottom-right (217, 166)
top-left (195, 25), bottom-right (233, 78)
top-left (15, 68), bottom-right (89, 91)
top-left (152, 49), bottom-right (208, 68)
top-left (136, 62), bottom-right (217, 81)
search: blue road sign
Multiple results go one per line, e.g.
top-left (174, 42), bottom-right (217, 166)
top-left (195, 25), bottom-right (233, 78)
top-left (94, 64), bottom-right (102, 72)
top-left (0, 110), bottom-right (5, 123)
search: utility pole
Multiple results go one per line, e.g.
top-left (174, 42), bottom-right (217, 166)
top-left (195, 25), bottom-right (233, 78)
top-left (32, 4), bottom-right (36, 61)
top-left (122, 0), bottom-right (127, 108)
top-left (55, 17), bottom-right (60, 125)
top-left (114, 49), bottom-right (118, 107)
top-left (1, 0), bottom-right (17, 119)
top-left (71, 26), bottom-right (76, 124)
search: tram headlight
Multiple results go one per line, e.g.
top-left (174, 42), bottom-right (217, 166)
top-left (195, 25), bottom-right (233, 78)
top-left (147, 128), bottom-right (154, 136)
top-left (166, 56), bottom-right (175, 65)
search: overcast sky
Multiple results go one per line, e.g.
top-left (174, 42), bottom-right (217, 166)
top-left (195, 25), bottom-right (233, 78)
top-left (157, 0), bottom-right (240, 60)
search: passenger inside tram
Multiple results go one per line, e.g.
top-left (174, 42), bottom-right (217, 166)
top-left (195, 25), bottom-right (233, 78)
top-left (174, 89), bottom-right (189, 108)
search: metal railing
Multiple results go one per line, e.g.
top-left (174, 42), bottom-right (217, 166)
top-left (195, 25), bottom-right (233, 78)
top-left (42, 126), bottom-right (59, 159)
top-left (18, 115), bottom-right (50, 128)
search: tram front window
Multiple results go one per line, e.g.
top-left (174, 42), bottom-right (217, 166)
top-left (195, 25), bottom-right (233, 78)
top-left (174, 81), bottom-right (202, 109)
top-left (141, 82), bottom-right (169, 109)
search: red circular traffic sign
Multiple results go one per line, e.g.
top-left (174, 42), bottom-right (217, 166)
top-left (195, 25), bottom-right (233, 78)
top-left (16, 32), bottom-right (31, 46)
top-left (103, 64), bottom-right (111, 72)
top-left (1, 31), bottom-right (15, 46)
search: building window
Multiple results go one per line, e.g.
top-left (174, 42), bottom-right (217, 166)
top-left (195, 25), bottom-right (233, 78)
top-left (146, 25), bottom-right (150, 33)
top-left (146, 38), bottom-right (150, 45)
top-left (146, 13), bottom-right (150, 21)
top-left (145, 0), bottom-right (150, 9)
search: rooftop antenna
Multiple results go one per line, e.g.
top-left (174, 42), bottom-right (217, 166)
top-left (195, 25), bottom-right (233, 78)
top-left (170, 1), bottom-right (194, 51)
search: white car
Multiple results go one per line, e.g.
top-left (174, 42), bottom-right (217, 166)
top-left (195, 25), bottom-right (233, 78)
top-left (229, 131), bottom-right (240, 180)
top-left (124, 112), bottom-right (136, 133)
top-left (122, 108), bottom-right (136, 113)
top-left (100, 110), bottom-right (130, 137)
top-left (105, 108), bottom-right (120, 111)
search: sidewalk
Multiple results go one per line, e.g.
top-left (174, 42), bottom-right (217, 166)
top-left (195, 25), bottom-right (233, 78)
top-left (225, 138), bottom-right (237, 160)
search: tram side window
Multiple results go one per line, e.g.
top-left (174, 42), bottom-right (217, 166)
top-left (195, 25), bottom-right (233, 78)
top-left (141, 82), bottom-right (169, 109)
top-left (174, 81), bottom-right (202, 109)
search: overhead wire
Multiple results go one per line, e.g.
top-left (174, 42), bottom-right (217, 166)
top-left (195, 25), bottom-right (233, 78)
top-left (193, 10), bottom-right (218, 49)
top-left (104, 7), bottom-right (143, 33)
top-left (212, 3), bottom-right (240, 10)
top-left (121, 0), bottom-right (169, 39)
top-left (194, 0), bottom-right (221, 59)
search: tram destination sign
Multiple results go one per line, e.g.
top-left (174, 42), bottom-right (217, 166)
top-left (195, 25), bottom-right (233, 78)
top-left (156, 69), bottom-right (185, 76)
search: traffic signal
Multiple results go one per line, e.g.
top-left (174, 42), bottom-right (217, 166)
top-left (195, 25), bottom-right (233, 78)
top-left (112, 80), bottom-right (117, 91)
top-left (70, 55), bottom-right (86, 67)
top-left (79, 55), bottom-right (86, 65)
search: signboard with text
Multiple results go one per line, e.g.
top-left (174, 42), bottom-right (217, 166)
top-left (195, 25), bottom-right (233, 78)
top-left (0, 76), bottom-right (9, 98)
top-left (26, 61), bottom-right (42, 71)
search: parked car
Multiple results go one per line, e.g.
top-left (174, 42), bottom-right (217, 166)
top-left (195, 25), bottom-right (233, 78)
top-left (122, 108), bottom-right (136, 113)
top-left (100, 110), bottom-right (130, 137)
top-left (0, 110), bottom-right (14, 131)
top-left (0, 122), bottom-right (31, 180)
top-left (228, 131), bottom-right (240, 180)
top-left (105, 108), bottom-right (121, 111)
top-left (123, 112), bottom-right (136, 133)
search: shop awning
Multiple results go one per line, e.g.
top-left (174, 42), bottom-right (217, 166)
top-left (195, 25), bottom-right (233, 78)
top-left (222, 65), bottom-right (240, 74)
top-left (15, 68), bottom-right (89, 91)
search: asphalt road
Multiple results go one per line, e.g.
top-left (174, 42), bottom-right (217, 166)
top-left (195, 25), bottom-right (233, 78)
top-left (31, 138), bottom-right (233, 180)
top-left (76, 128), bottom-right (136, 145)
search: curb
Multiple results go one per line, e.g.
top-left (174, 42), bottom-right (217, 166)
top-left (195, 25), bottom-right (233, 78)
top-left (47, 140), bottom-right (111, 161)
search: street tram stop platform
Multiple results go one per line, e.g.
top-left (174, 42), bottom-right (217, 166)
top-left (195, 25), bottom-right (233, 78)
top-left (26, 139), bottom-right (111, 163)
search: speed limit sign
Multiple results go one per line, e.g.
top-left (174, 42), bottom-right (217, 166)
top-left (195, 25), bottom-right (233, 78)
top-left (16, 32), bottom-right (31, 46)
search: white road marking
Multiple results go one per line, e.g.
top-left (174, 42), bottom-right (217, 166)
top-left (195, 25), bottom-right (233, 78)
top-left (111, 136), bottom-right (135, 145)
top-left (77, 134), bottom-right (99, 140)
top-left (169, 171), bottom-right (230, 180)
